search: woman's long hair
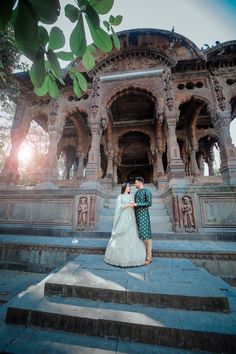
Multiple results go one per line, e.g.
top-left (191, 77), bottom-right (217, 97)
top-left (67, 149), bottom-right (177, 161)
top-left (121, 182), bottom-right (130, 194)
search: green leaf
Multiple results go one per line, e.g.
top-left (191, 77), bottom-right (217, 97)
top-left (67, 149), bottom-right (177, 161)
top-left (86, 15), bottom-right (112, 52)
top-left (48, 27), bottom-right (65, 50)
top-left (70, 14), bottom-right (87, 57)
top-left (29, 55), bottom-right (46, 87)
top-left (0, 0), bottom-right (16, 31)
top-left (48, 76), bottom-right (60, 99)
top-left (111, 27), bottom-right (120, 50)
top-left (89, 0), bottom-right (114, 15)
top-left (82, 48), bottom-right (95, 70)
top-left (14, 1), bottom-right (40, 60)
top-left (38, 26), bottom-right (49, 48)
top-left (47, 49), bottom-right (63, 82)
top-left (34, 75), bottom-right (49, 96)
top-left (28, 0), bottom-right (60, 24)
top-left (75, 72), bottom-right (88, 91)
top-left (103, 20), bottom-right (110, 31)
top-left (72, 75), bottom-right (81, 97)
top-left (56, 51), bottom-right (74, 61)
top-left (85, 4), bottom-right (100, 28)
top-left (109, 15), bottom-right (114, 23)
top-left (65, 4), bottom-right (79, 23)
top-left (77, 0), bottom-right (88, 8)
top-left (88, 44), bottom-right (96, 52)
top-left (110, 15), bottom-right (122, 26)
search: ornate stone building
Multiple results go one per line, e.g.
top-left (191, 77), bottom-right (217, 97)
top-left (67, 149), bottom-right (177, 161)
top-left (0, 28), bottom-right (236, 235)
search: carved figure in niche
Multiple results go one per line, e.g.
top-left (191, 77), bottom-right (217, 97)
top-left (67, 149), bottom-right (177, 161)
top-left (181, 196), bottom-right (195, 232)
top-left (78, 197), bottom-right (88, 229)
top-left (163, 70), bottom-right (174, 111)
top-left (212, 75), bottom-right (226, 111)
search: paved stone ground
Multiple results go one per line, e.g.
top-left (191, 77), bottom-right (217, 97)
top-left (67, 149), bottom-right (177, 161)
top-left (1, 255), bottom-right (236, 353)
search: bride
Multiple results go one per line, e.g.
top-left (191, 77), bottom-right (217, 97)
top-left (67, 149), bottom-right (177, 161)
top-left (104, 182), bottom-right (146, 267)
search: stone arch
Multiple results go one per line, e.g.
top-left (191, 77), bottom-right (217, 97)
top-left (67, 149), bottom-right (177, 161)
top-left (177, 94), bottom-right (214, 120)
top-left (27, 111), bottom-right (49, 132)
top-left (106, 85), bottom-right (157, 110)
top-left (117, 130), bottom-right (153, 183)
top-left (61, 107), bottom-right (90, 151)
top-left (116, 128), bottom-right (153, 144)
top-left (92, 48), bottom-right (176, 75)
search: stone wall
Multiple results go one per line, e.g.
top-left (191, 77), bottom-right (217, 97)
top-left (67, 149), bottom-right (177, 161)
top-left (162, 184), bottom-right (236, 233)
top-left (0, 189), bottom-right (108, 232)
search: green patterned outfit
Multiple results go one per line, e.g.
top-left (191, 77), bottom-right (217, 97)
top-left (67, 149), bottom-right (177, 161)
top-left (134, 188), bottom-right (152, 240)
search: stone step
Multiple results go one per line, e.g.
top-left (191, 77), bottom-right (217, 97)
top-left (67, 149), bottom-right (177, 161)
top-left (44, 271), bottom-right (229, 312)
top-left (97, 215), bottom-right (171, 223)
top-left (6, 296), bottom-right (236, 353)
top-left (96, 221), bottom-right (173, 231)
top-left (5, 255), bottom-right (236, 353)
top-left (100, 208), bottom-right (169, 216)
top-left (106, 199), bottom-right (164, 206)
top-left (0, 325), bottom-right (199, 354)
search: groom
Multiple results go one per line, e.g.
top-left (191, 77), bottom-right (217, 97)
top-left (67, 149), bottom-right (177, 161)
top-left (131, 177), bottom-right (152, 265)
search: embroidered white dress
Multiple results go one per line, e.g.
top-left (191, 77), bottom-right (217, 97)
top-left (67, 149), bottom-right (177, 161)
top-left (104, 193), bottom-right (146, 267)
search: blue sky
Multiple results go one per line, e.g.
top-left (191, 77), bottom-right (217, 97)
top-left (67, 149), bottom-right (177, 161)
top-left (58, 0), bottom-right (236, 49)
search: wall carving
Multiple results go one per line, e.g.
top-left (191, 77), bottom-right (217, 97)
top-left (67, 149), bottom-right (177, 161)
top-left (200, 197), bottom-right (236, 227)
top-left (0, 199), bottom-right (73, 225)
top-left (181, 195), bottom-right (195, 232)
top-left (78, 197), bottom-right (88, 230)
top-left (172, 195), bottom-right (196, 232)
top-left (77, 195), bottom-right (97, 230)
top-left (93, 49), bottom-right (174, 74)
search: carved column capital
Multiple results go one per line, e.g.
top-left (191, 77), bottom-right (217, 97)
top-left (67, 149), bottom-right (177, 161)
top-left (212, 110), bottom-right (231, 129)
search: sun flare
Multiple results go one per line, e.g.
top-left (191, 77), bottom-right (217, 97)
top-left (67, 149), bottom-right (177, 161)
top-left (18, 144), bottom-right (33, 164)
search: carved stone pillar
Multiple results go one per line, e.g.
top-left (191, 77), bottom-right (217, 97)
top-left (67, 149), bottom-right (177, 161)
top-left (85, 124), bottom-right (102, 181)
top-left (198, 154), bottom-right (205, 176)
top-left (212, 111), bottom-right (236, 183)
top-left (39, 128), bottom-right (61, 185)
top-left (206, 147), bottom-right (215, 176)
top-left (154, 116), bottom-right (165, 179)
top-left (189, 148), bottom-right (200, 176)
top-left (113, 153), bottom-right (118, 184)
top-left (106, 150), bottom-right (114, 179)
top-left (165, 114), bottom-right (185, 179)
top-left (77, 152), bottom-right (85, 180)
top-left (0, 100), bottom-right (28, 186)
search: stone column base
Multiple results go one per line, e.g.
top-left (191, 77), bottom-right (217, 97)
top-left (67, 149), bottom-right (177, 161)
top-left (167, 159), bottom-right (185, 179)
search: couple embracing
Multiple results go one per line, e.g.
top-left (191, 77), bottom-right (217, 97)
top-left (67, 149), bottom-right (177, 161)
top-left (104, 177), bottom-right (152, 267)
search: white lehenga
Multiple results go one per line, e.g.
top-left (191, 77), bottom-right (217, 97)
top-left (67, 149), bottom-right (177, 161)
top-left (104, 193), bottom-right (146, 267)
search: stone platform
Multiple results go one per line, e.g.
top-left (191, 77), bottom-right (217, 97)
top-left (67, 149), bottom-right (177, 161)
top-left (3, 254), bottom-right (236, 353)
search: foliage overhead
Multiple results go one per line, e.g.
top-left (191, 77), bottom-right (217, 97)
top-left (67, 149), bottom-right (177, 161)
top-left (0, 25), bottom-right (28, 111)
top-left (0, 0), bottom-right (122, 100)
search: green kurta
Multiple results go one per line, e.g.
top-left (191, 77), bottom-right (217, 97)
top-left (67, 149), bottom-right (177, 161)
top-left (134, 188), bottom-right (152, 240)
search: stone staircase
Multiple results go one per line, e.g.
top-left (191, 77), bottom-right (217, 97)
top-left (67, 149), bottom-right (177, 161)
top-left (5, 254), bottom-right (236, 353)
top-left (97, 184), bottom-right (173, 233)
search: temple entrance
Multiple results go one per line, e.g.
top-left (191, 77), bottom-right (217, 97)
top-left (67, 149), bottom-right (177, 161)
top-left (117, 131), bottom-right (153, 183)
top-left (109, 88), bottom-right (155, 184)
